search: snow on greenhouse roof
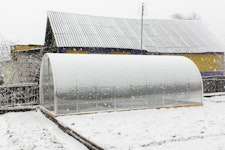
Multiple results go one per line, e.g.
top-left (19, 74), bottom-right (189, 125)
top-left (46, 11), bottom-right (225, 53)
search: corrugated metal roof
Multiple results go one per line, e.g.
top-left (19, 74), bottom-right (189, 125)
top-left (46, 11), bottom-right (225, 53)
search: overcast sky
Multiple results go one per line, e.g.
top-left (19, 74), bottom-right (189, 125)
top-left (1, 0), bottom-right (225, 45)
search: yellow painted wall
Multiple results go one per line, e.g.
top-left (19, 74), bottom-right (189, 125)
top-left (110, 51), bottom-right (131, 55)
top-left (66, 50), bottom-right (89, 54)
top-left (171, 53), bottom-right (224, 72)
top-left (11, 45), bottom-right (43, 52)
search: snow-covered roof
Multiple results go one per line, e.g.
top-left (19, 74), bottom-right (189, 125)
top-left (46, 11), bottom-right (225, 53)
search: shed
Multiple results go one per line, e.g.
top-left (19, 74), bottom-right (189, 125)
top-left (44, 11), bottom-right (225, 78)
top-left (40, 54), bottom-right (203, 115)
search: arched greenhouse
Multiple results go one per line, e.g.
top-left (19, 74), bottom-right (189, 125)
top-left (40, 54), bottom-right (203, 115)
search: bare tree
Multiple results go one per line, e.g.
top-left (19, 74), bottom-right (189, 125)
top-left (0, 35), bottom-right (11, 62)
top-left (187, 12), bottom-right (201, 20)
top-left (171, 12), bottom-right (201, 20)
top-left (0, 35), bottom-right (11, 85)
top-left (171, 13), bottom-right (186, 20)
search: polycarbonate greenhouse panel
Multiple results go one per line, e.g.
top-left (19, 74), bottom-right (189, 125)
top-left (40, 54), bottom-right (203, 115)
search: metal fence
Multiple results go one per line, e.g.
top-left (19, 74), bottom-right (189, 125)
top-left (203, 77), bottom-right (225, 93)
top-left (0, 78), bottom-right (224, 110)
top-left (0, 83), bottom-right (39, 108)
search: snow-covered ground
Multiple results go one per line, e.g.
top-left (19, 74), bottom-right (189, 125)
top-left (58, 96), bottom-right (225, 150)
top-left (1, 96), bottom-right (225, 150)
top-left (0, 110), bottom-right (88, 150)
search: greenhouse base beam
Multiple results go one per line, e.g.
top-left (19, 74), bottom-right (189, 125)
top-left (50, 103), bottom-right (203, 116)
top-left (38, 106), bottom-right (104, 150)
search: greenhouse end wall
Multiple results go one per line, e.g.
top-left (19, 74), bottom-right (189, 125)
top-left (40, 54), bottom-right (203, 115)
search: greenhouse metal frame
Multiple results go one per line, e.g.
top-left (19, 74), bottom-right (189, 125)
top-left (40, 54), bottom-right (203, 115)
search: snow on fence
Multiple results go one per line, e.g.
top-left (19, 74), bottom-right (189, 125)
top-left (203, 77), bottom-right (225, 93)
top-left (40, 54), bottom-right (203, 115)
top-left (0, 83), bottom-right (39, 108)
